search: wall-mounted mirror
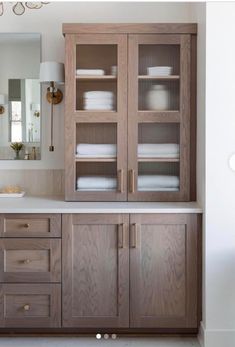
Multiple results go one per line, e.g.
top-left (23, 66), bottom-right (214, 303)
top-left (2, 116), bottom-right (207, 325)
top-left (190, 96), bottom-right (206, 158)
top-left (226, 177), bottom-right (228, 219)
top-left (0, 33), bottom-right (41, 160)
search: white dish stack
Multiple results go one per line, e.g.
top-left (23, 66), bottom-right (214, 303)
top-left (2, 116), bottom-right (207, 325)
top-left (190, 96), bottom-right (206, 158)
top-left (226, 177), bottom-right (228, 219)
top-left (147, 66), bottom-right (173, 76)
top-left (83, 91), bottom-right (114, 111)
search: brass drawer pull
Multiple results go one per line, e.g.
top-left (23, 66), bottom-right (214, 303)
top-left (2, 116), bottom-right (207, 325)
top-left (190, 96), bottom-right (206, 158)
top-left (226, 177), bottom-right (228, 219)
top-left (117, 169), bottom-right (124, 193)
top-left (23, 304), bottom-right (30, 311)
top-left (129, 169), bottom-right (135, 193)
top-left (23, 223), bottom-right (30, 229)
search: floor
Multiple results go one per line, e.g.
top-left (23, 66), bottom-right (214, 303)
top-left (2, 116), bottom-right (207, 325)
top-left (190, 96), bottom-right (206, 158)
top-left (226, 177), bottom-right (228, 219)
top-left (0, 337), bottom-right (200, 347)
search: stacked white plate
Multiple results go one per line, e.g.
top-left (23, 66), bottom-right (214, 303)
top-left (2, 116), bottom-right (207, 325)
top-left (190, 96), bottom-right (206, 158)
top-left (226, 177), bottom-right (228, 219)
top-left (147, 66), bottom-right (173, 76)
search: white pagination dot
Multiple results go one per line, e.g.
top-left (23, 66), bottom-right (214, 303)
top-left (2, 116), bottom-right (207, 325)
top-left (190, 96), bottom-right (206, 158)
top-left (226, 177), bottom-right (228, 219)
top-left (96, 333), bottom-right (102, 339)
top-left (111, 334), bottom-right (117, 339)
top-left (104, 334), bottom-right (109, 339)
top-left (229, 153), bottom-right (235, 171)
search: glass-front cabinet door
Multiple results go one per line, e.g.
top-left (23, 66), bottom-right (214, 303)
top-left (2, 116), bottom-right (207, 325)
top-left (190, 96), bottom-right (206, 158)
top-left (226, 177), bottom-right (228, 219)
top-left (65, 34), bottom-right (127, 201)
top-left (128, 34), bottom-right (191, 201)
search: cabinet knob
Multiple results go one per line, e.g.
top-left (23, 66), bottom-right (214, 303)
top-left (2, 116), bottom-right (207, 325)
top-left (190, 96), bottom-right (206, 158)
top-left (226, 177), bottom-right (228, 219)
top-left (24, 223), bottom-right (30, 229)
top-left (23, 259), bottom-right (31, 264)
top-left (23, 304), bottom-right (30, 311)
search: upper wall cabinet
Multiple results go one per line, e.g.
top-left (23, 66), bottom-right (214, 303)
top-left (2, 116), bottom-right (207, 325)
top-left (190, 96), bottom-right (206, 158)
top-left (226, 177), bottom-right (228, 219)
top-left (63, 24), bottom-right (197, 202)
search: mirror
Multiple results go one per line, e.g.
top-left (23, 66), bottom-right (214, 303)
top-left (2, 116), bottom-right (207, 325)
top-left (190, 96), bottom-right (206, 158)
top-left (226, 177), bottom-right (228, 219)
top-left (0, 33), bottom-right (41, 160)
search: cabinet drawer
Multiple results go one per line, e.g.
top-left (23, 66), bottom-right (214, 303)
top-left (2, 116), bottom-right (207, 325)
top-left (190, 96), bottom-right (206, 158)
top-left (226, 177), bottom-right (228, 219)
top-left (0, 239), bottom-right (61, 283)
top-left (0, 214), bottom-right (61, 237)
top-left (0, 284), bottom-right (61, 328)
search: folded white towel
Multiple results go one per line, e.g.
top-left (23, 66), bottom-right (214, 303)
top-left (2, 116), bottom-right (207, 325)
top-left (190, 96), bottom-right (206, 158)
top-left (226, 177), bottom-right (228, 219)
top-left (84, 91), bottom-right (114, 99)
top-left (138, 144), bottom-right (179, 157)
top-left (84, 104), bottom-right (114, 110)
top-left (84, 100), bottom-right (113, 106)
top-left (77, 176), bottom-right (117, 190)
top-left (76, 144), bottom-right (117, 156)
top-left (138, 175), bottom-right (179, 189)
top-left (76, 69), bottom-right (105, 76)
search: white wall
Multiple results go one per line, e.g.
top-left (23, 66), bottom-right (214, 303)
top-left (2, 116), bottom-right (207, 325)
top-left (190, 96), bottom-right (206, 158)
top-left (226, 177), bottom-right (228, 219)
top-left (203, 3), bottom-right (235, 347)
top-left (0, 1), bottom-right (193, 169)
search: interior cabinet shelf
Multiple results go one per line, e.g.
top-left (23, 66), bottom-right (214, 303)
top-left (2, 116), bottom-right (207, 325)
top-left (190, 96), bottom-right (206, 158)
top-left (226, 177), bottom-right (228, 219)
top-left (138, 157), bottom-right (180, 163)
top-left (76, 75), bottom-right (117, 81)
top-left (75, 157), bottom-right (117, 162)
top-left (138, 75), bottom-right (180, 80)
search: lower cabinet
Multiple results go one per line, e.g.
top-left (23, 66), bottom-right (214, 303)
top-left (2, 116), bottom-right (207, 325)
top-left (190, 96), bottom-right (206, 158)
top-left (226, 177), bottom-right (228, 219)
top-left (62, 214), bottom-right (130, 328)
top-left (0, 284), bottom-right (61, 328)
top-left (62, 213), bottom-right (201, 330)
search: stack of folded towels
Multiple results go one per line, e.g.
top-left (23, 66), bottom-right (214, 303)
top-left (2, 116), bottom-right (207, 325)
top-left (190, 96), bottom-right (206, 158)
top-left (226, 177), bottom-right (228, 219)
top-left (76, 143), bottom-right (116, 158)
top-left (76, 69), bottom-right (105, 76)
top-left (76, 143), bottom-right (179, 158)
top-left (77, 176), bottom-right (117, 191)
top-left (83, 91), bottom-right (114, 111)
top-left (138, 143), bottom-right (179, 158)
top-left (137, 175), bottom-right (179, 191)
top-left (76, 175), bottom-right (179, 191)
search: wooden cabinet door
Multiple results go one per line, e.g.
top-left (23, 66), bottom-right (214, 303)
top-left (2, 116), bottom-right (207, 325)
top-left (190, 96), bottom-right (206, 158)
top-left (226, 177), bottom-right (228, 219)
top-left (65, 34), bottom-right (128, 202)
top-left (130, 213), bottom-right (200, 328)
top-left (128, 34), bottom-right (192, 202)
top-left (62, 214), bottom-right (129, 328)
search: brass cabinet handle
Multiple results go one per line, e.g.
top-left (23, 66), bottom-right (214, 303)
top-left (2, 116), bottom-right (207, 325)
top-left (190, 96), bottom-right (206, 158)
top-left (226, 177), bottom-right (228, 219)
top-left (118, 224), bottom-right (127, 248)
top-left (23, 223), bottom-right (30, 229)
top-left (130, 223), bottom-right (140, 248)
top-left (23, 304), bottom-right (30, 311)
top-left (129, 169), bottom-right (135, 193)
top-left (117, 169), bottom-right (124, 193)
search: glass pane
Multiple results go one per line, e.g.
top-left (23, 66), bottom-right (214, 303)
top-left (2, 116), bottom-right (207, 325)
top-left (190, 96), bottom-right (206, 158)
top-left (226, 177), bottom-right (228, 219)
top-left (138, 123), bottom-right (180, 192)
top-left (75, 123), bottom-right (117, 192)
top-left (138, 44), bottom-right (180, 111)
top-left (11, 101), bottom-right (22, 121)
top-left (11, 121), bottom-right (22, 142)
top-left (76, 45), bottom-right (117, 111)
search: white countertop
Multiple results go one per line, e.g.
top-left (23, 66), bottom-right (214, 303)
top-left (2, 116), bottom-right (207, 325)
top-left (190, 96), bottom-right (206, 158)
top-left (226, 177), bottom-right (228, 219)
top-left (0, 196), bottom-right (203, 214)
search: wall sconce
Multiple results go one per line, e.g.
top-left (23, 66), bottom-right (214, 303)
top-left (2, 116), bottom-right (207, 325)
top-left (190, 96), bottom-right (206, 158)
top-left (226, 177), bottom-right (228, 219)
top-left (0, 94), bottom-right (7, 115)
top-left (39, 61), bottom-right (65, 151)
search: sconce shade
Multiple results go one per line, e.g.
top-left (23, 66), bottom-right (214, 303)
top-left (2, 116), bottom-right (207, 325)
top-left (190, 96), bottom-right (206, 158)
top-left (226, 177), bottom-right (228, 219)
top-left (0, 94), bottom-right (7, 105)
top-left (39, 62), bottom-right (65, 84)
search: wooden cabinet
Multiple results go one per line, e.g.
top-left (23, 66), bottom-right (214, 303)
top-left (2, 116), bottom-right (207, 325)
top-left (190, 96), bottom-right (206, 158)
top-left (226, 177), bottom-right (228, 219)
top-left (0, 239), bottom-right (61, 283)
top-left (63, 24), bottom-right (197, 202)
top-left (0, 284), bottom-right (61, 328)
top-left (0, 214), bottom-right (62, 329)
top-left (0, 214), bottom-right (61, 237)
top-left (62, 214), bottom-right (129, 328)
top-left (129, 214), bottom-right (200, 328)
top-left (62, 213), bottom-right (201, 330)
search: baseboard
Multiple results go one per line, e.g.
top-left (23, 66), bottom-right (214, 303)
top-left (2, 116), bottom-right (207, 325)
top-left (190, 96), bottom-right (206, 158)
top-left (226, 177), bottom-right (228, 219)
top-left (198, 321), bottom-right (235, 347)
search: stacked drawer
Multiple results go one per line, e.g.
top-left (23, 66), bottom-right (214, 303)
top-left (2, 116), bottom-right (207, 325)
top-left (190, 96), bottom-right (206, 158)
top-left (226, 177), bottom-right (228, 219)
top-left (0, 214), bottom-right (61, 328)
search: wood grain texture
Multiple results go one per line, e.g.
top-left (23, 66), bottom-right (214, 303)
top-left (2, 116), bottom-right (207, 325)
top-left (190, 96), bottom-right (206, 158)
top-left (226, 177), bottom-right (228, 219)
top-left (130, 213), bottom-right (199, 328)
top-left (0, 284), bottom-right (61, 328)
top-left (65, 34), bottom-right (128, 201)
top-left (63, 23), bottom-right (197, 35)
top-left (0, 239), bottom-right (61, 283)
top-left (0, 214), bottom-right (61, 238)
top-left (62, 214), bottom-right (129, 328)
top-left (127, 34), bottom-right (193, 202)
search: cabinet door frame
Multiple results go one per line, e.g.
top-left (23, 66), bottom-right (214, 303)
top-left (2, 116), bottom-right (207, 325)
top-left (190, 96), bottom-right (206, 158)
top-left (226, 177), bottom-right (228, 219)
top-left (129, 213), bottom-right (200, 328)
top-left (65, 34), bottom-right (128, 201)
top-left (128, 34), bottom-right (191, 202)
top-left (62, 213), bottom-right (129, 328)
